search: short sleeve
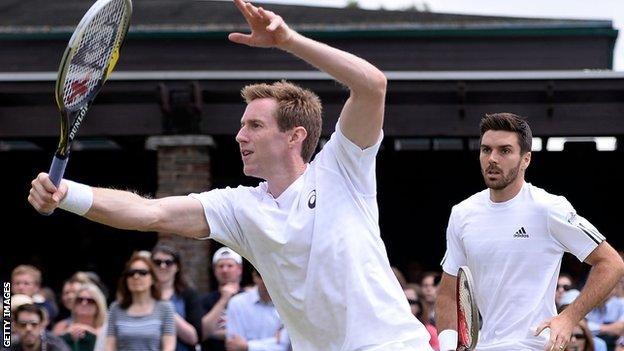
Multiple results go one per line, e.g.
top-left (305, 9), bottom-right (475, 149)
top-left (548, 197), bottom-right (605, 262)
top-left (441, 206), bottom-right (466, 276)
top-left (313, 120), bottom-right (383, 196)
top-left (160, 301), bottom-right (175, 335)
top-left (189, 187), bottom-right (246, 255)
top-left (106, 303), bottom-right (119, 336)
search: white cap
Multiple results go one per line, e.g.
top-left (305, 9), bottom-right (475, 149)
top-left (212, 247), bottom-right (242, 265)
top-left (11, 294), bottom-right (33, 312)
top-left (560, 289), bottom-right (581, 306)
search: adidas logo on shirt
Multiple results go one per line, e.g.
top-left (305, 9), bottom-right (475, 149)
top-left (513, 227), bottom-right (529, 238)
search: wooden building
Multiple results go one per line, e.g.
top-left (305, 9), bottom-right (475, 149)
top-left (1, 1), bottom-right (622, 291)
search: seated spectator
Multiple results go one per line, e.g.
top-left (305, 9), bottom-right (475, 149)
top-left (54, 274), bottom-right (90, 330)
top-left (54, 283), bottom-right (107, 351)
top-left (404, 289), bottom-right (439, 351)
top-left (152, 244), bottom-right (201, 351)
top-left (4, 304), bottom-right (69, 351)
top-left (201, 247), bottom-right (244, 351)
top-left (105, 254), bottom-right (175, 351)
top-left (584, 286), bottom-right (624, 350)
top-left (418, 271), bottom-right (440, 325)
top-left (11, 265), bottom-right (58, 324)
top-left (561, 290), bottom-right (607, 351)
top-left (556, 273), bottom-right (576, 308)
top-left (225, 270), bottom-right (290, 351)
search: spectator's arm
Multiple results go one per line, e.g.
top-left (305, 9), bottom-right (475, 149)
top-left (162, 334), bottom-right (176, 351)
top-left (599, 321), bottom-right (624, 336)
top-left (184, 289), bottom-right (203, 340)
top-left (104, 336), bottom-right (116, 351)
top-left (174, 313), bottom-right (198, 346)
top-left (202, 296), bottom-right (229, 340)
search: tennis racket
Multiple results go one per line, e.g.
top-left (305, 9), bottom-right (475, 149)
top-left (457, 266), bottom-right (479, 351)
top-left (48, 0), bottom-right (132, 187)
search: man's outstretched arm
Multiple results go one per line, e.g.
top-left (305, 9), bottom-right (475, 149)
top-left (28, 172), bottom-right (209, 238)
top-left (228, 0), bottom-right (386, 149)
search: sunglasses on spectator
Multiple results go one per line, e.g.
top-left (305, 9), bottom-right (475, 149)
top-left (571, 333), bottom-right (586, 340)
top-left (557, 284), bottom-right (572, 291)
top-left (16, 320), bottom-right (40, 328)
top-left (153, 259), bottom-right (176, 267)
top-left (126, 269), bottom-right (150, 277)
top-left (76, 297), bottom-right (96, 305)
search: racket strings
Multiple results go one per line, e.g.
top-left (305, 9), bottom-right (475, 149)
top-left (458, 276), bottom-right (475, 345)
top-left (63, 0), bottom-right (126, 108)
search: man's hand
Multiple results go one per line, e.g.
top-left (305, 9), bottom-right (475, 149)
top-left (225, 334), bottom-right (248, 351)
top-left (28, 172), bottom-right (67, 214)
top-left (535, 314), bottom-right (575, 351)
top-left (229, 0), bottom-right (293, 48)
top-left (220, 282), bottom-right (240, 300)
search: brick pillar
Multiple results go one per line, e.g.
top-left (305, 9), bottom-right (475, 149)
top-left (146, 135), bottom-right (215, 293)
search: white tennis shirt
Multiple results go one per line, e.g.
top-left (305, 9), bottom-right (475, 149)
top-left (442, 182), bottom-right (604, 351)
top-left (191, 123), bottom-right (431, 351)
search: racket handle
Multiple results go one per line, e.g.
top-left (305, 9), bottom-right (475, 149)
top-left (49, 155), bottom-right (69, 187)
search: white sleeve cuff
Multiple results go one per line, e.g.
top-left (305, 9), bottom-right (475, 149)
top-left (438, 329), bottom-right (458, 351)
top-left (59, 180), bottom-right (93, 215)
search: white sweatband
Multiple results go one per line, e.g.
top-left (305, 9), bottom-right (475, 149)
top-left (59, 180), bottom-right (93, 215)
top-left (438, 329), bottom-right (458, 351)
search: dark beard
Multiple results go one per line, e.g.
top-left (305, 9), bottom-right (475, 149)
top-left (482, 161), bottom-right (521, 190)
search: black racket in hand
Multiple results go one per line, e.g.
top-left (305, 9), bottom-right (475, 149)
top-left (49, 0), bottom-right (132, 187)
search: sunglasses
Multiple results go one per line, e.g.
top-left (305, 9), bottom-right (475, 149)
top-left (126, 269), bottom-right (150, 278)
top-left (153, 259), bottom-right (176, 267)
top-left (16, 320), bottom-right (40, 328)
top-left (572, 333), bottom-right (586, 340)
top-left (557, 284), bottom-right (572, 291)
top-left (75, 297), bottom-right (96, 305)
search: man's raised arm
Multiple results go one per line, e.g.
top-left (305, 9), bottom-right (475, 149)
top-left (228, 0), bottom-right (386, 149)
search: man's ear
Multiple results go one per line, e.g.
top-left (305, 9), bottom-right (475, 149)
top-left (522, 151), bottom-right (531, 170)
top-left (290, 126), bottom-right (308, 146)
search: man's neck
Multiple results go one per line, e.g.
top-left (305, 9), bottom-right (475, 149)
top-left (267, 162), bottom-right (307, 198)
top-left (489, 178), bottom-right (525, 203)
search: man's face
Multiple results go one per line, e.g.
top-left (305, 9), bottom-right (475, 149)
top-left (235, 98), bottom-right (292, 180)
top-left (479, 130), bottom-right (529, 191)
top-left (12, 274), bottom-right (38, 297)
top-left (214, 259), bottom-right (242, 285)
top-left (15, 311), bottom-right (43, 349)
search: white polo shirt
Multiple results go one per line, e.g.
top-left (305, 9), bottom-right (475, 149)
top-left (191, 123), bottom-right (431, 351)
top-left (442, 182), bottom-right (604, 351)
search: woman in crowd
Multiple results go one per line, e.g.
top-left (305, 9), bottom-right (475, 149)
top-left (566, 319), bottom-right (595, 351)
top-left (57, 283), bottom-right (108, 351)
top-left (105, 253), bottom-right (175, 351)
top-left (151, 244), bottom-right (201, 351)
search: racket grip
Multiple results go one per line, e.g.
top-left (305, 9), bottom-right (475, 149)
top-left (49, 155), bottom-right (69, 187)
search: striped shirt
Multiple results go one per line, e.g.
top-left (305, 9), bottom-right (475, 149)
top-left (107, 300), bottom-right (175, 351)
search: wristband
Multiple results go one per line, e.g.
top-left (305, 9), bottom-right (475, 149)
top-left (59, 180), bottom-right (93, 215)
top-left (438, 329), bottom-right (458, 351)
